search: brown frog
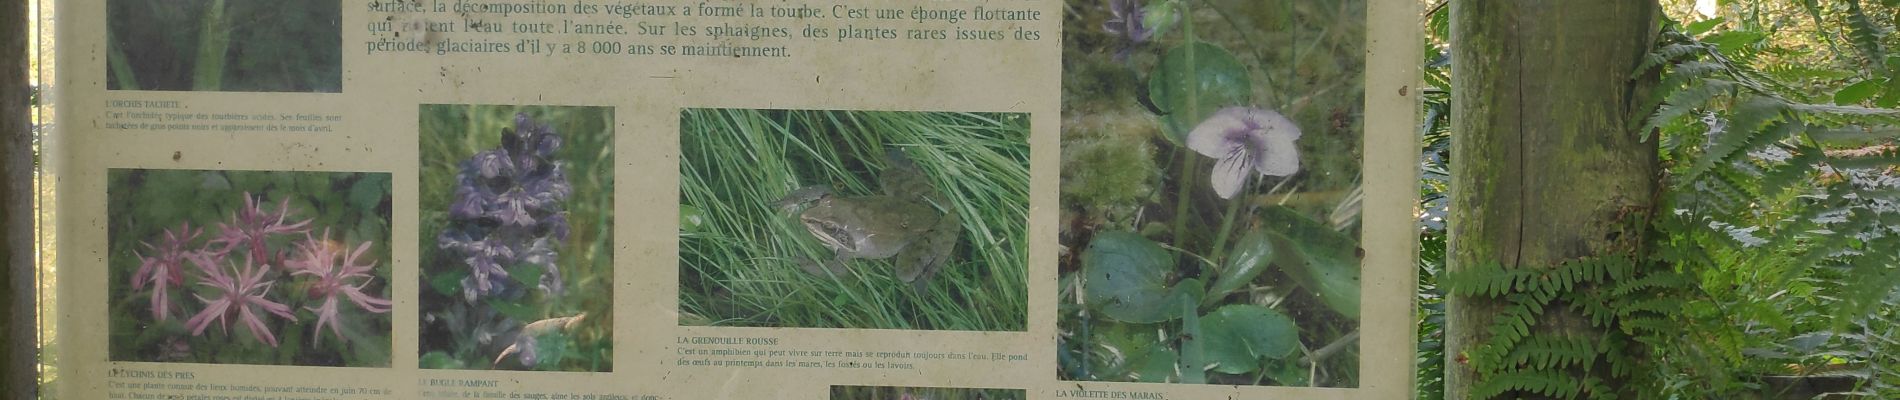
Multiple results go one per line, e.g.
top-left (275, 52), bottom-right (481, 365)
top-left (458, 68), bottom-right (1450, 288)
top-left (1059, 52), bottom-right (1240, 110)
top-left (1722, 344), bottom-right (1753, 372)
top-left (774, 149), bottom-right (961, 291)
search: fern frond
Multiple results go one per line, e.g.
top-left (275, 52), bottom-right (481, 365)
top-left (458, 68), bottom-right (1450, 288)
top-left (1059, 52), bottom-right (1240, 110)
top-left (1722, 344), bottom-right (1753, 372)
top-left (1643, 79), bottom-right (1737, 132)
top-left (1502, 336), bottom-right (1600, 370)
top-left (1791, 103), bottom-right (1900, 118)
top-left (1756, 145), bottom-right (1824, 199)
top-left (1637, 44), bottom-right (1709, 76)
top-left (1443, 262), bottom-right (1538, 297)
top-left (1619, 316), bottom-right (1676, 335)
top-left (1568, 291), bottom-right (1620, 327)
top-left (1686, 98), bottom-right (1793, 182)
top-left (1809, 125), bottom-right (1900, 147)
top-left (1690, 172), bottom-right (1754, 214)
top-left (1488, 292), bottom-right (1550, 349)
top-left (1545, 257), bottom-right (1623, 292)
top-left (1843, 0), bottom-right (1889, 73)
top-left (1608, 269), bottom-right (1694, 297)
top-left (1616, 296), bottom-right (1688, 317)
top-left (1471, 370), bottom-right (1587, 399)
top-left (1825, 146), bottom-right (1900, 170)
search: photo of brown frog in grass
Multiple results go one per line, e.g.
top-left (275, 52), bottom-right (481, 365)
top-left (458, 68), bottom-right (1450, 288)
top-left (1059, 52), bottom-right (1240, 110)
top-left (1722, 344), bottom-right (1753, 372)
top-left (678, 109), bottom-right (1029, 332)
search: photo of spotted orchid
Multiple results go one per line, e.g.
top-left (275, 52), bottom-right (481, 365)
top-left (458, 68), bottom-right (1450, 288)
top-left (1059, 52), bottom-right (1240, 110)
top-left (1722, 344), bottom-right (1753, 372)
top-left (108, 169), bottom-right (392, 367)
top-left (1058, 0), bottom-right (1366, 387)
top-left (417, 105), bottom-right (613, 372)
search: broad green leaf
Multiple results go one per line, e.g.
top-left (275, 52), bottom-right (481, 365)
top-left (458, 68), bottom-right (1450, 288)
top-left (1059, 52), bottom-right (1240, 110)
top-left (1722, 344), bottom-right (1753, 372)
top-left (1094, 320), bottom-right (1163, 379)
top-left (486, 298), bottom-right (545, 323)
top-left (1834, 79), bottom-right (1884, 105)
top-left (1263, 358), bottom-right (1311, 386)
top-left (1702, 30), bottom-right (1765, 54)
top-left (420, 351), bottom-right (467, 369)
top-left (1083, 231), bottom-right (1181, 323)
top-left (680, 204), bottom-right (707, 232)
top-left (1175, 279), bottom-right (1207, 384)
top-left (1206, 231), bottom-right (1275, 306)
top-left (1685, 17), bottom-right (1726, 36)
top-left (532, 332), bottom-right (571, 370)
top-left (1133, 346), bottom-right (1178, 383)
top-left (505, 262), bottom-right (546, 290)
top-left (1149, 41), bottom-right (1253, 144)
top-left (1199, 304), bottom-right (1300, 374)
top-left (1878, 75), bottom-right (1900, 108)
top-left (428, 268), bottom-right (468, 297)
top-left (1260, 206), bottom-right (1362, 320)
top-left (1140, 3), bottom-right (1179, 42)
top-left (348, 174), bottom-right (391, 212)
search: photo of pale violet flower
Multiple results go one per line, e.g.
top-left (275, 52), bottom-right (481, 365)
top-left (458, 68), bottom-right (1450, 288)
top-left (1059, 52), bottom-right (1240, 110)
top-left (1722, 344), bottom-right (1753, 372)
top-left (1187, 107), bottom-right (1303, 199)
top-left (1061, 0), bottom-right (1364, 387)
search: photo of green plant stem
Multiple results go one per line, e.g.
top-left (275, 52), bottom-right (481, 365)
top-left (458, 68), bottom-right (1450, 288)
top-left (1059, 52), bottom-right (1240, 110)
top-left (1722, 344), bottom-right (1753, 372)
top-left (107, 169), bottom-right (393, 367)
top-left (679, 109), bottom-right (1029, 331)
top-left (830, 385), bottom-right (1025, 400)
top-left (106, 0), bottom-right (342, 92)
top-left (1058, 0), bottom-right (1366, 387)
top-left (417, 105), bottom-right (613, 371)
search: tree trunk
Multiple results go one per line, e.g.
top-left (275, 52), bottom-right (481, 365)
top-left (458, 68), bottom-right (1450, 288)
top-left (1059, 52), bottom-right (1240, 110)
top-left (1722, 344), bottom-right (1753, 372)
top-left (1446, 1), bottom-right (1660, 399)
top-left (2, 0), bottom-right (34, 395)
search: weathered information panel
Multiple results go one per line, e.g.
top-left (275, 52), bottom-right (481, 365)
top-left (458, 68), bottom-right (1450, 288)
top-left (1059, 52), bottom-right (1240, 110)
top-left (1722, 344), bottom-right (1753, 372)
top-left (52, 0), bottom-right (1418, 398)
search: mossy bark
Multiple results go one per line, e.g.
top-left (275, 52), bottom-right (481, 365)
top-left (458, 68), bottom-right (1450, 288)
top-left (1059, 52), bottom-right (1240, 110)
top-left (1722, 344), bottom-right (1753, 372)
top-left (3, 0), bottom-right (33, 394)
top-left (1446, 1), bottom-right (1661, 398)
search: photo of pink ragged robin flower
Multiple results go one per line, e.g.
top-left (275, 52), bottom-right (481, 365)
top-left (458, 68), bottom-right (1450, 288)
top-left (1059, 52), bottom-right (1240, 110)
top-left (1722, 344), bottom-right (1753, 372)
top-left (289, 229), bottom-right (392, 343)
top-left (132, 222), bottom-right (202, 322)
top-left (110, 170), bottom-right (393, 366)
top-left (210, 192), bottom-right (312, 265)
top-left (184, 253), bottom-right (297, 347)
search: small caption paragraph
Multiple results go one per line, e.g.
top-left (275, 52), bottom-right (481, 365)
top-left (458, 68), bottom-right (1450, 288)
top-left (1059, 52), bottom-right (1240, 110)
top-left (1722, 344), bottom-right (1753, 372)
top-left (365, 0), bottom-right (1043, 58)
top-left (418, 379), bottom-right (662, 400)
top-left (101, 99), bottom-right (343, 133)
top-left (105, 367), bottom-right (388, 400)
top-left (671, 335), bottom-right (1029, 371)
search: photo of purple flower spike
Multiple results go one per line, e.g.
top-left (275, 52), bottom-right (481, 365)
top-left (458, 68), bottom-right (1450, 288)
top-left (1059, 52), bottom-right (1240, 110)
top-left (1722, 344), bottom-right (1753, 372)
top-left (290, 229), bottom-right (393, 343)
top-left (440, 112), bottom-right (572, 301)
top-left (1187, 107), bottom-right (1304, 199)
top-left (1105, 0), bottom-right (1153, 43)
top-left (210, 193), bottom-right (312, 264)
top-left (1103, 0), bottom-right (1175, 60)
top-left (185, 255), bottom-right (297, 347)
top-left (419, 105), bottom-right (612, 372)
top-left (133, 222), bottom-right (201, 322)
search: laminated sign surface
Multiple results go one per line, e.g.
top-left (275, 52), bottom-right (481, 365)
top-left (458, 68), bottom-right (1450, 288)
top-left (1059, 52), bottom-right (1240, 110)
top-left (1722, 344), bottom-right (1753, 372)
top-left (51, 0), bottom-right (1419, 398)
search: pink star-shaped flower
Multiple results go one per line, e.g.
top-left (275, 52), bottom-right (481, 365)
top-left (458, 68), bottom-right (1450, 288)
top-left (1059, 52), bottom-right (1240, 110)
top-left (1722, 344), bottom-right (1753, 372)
top-left (133, 222), bottom-right (202, 321)
top-left (288, 229), bottom-right (392, 343)
top-left (184, 255), bottom-right (296, 347)
top-left (209, 193), bottom-right (312, 264)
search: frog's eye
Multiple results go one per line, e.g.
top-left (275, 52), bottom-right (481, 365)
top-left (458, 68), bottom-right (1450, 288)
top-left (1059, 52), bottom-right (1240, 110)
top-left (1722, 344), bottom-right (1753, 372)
top-left (809, 220), bottom-right (857, 252)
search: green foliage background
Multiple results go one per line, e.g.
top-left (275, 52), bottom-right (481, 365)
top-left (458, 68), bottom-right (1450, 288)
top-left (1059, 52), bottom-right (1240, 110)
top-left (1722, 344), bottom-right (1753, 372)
top-left (678, 109), bottom-right (1030, 332)
top-left (1414, 0), bottom-right (1900, 398)
top-left (416, 105), bottom-right (615, 371)
top-left (106, 169), bottom-right (393, 366)
top-left (106, 0), bottom-right (343, 92)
